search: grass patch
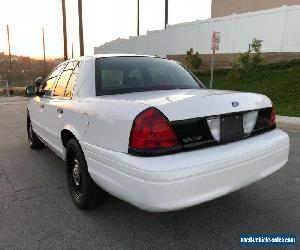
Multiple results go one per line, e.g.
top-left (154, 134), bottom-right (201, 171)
top-left (195, 62), bottom-right (300, 117)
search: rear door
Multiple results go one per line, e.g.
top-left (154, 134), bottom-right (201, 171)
top-left (42, 61), bottom-right (80, 157)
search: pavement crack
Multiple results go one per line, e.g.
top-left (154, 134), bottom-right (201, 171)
top-left (17, 193), bottom-right (46, 202)
top-left (0, 167), bottom-right (15, 191)
top-left (15, 185), bottom-right (45, 192)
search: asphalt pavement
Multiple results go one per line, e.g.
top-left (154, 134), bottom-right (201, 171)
top-left (0, 98), bottom-right (299, 250)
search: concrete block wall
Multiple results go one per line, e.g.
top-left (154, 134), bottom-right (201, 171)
top-left (168, 52), bottom-right (300, 71)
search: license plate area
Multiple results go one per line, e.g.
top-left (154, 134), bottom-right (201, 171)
top-left (220, 114), bottom-right (244, 141)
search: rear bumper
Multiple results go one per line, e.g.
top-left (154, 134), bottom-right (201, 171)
top-left (81, 129), bottom-right (289, 212)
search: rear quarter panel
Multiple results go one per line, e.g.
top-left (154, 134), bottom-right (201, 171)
top-left (76, 98), bottom-right (147, 153)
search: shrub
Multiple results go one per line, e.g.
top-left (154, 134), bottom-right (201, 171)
top-left (185, 48), bottom-right (202, 71)
top-left (229, 39), bottom-right (263, 81)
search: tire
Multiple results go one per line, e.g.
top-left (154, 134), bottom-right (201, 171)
top-left (27, 116), bottom-right (44, 149)
top-left (66, 138), bottom-right (106, 209)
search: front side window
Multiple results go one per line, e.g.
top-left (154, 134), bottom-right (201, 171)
top-left (43, 78), bottom-right (56, 97)
top-left (42, 64), bottom-right (65, 97)
top-left (95, 57), bottom-right (203, 95)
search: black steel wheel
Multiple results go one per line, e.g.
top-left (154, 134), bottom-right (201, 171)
top-left (66, 138), bottom-right (106, 209)
top-left (70, 157), bottom-right (83, 200)
top-left (27, 115), bottom-right (44, 149)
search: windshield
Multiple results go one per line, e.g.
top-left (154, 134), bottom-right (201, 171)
top-left (95, 57), bottom-right (203, 95)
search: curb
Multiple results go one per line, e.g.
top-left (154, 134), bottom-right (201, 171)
top-left (0, 96), bottom-right (29, 103)
top-left (276, 115), bottom-right (300, 132)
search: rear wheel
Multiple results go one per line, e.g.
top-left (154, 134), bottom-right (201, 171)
top-left (66, 138), bottom-right (106, 209)
top-left (27, 117), bottom-right (44, 149)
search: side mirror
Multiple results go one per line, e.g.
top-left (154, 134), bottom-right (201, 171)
top-left (25, 85), bottom-right (38, 97)
top-left (34, 77), bottom-right (43, 87)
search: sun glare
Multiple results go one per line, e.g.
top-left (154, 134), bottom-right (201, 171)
top-left (0, 0), bottom-right (211, 58)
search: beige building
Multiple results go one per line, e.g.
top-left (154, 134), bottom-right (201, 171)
top-left (212, 0), bottom-right (300, 17)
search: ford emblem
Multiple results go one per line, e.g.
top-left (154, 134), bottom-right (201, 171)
top-left (232, 101), bottom-right (239, 107)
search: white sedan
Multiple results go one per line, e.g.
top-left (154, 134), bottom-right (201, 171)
top-left (25, 54), bottom-right (290, 212)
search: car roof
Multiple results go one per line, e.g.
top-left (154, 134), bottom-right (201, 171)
top-left (62, 54), bottom-right (163, 64)
top-left (94, 54), bottom-right (158, 59)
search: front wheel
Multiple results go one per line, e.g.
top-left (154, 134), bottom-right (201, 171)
top-left (66, 138), bottom-right (106, 209)
top-left (27, 117), bottom-right (44, 149)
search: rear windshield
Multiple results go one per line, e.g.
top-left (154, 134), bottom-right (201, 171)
top-left (95, 57), bottom-right (203, 95)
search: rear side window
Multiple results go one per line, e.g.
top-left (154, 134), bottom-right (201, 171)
top-left (53, 61), bottom-right (79, 97)
top-left (65, 63), bottom-right (80, 97)
top-left (43, 64), bottom-right (65, 97)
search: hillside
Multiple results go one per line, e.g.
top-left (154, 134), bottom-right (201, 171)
top-left (0, 52), bottom-right (62, 87)
top-left (197, 61), bottom-right (300, 117)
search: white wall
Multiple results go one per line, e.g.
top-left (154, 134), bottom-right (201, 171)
top-left (94, 5), bottom-right (300, 57)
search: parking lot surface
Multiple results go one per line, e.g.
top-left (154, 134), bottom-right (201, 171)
top-left (0, 98), bottom-right (299, 250)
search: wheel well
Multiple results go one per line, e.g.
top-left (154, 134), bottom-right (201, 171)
top-left (61, 129), bottom-right (76, 147)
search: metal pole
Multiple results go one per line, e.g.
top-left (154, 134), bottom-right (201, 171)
top-left (6, 80), bottom-right (9, 97)
top-left (6, 80), bottom-right (9, 96)
top-left (78, 0), bottom-right (84, 56)
top-left (210, 50), bottom-right (215, 89)
top-left (165, 0), bottom-right (168, 29)
top-left (42, 28), bottom-right (46, 78)
top-left (71, 42), bottom-right (74, 58)
top-left (137, 0), bottom-right (140, 36)
top-left (61, 0), bottom-right (68, 60)
top-left (7, 25), bottom-right (13, 91)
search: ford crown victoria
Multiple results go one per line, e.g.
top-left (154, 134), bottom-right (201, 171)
top-left (25, 55), bottom-right (290, 212)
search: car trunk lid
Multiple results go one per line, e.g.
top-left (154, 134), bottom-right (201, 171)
top-left (104, 89), bottom-right (272, 121)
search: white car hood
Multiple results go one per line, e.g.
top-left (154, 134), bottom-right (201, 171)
top-left (102, 89), bottom-right (272, 121)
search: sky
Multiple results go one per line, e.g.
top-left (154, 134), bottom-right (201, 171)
top-left (0, 0), bottom-right (211, 58)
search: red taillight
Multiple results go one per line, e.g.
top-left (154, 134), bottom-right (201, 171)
top-left (270, 103), bottom-right (276, 127)
top-left (129, 107), bottom-right (180, 151)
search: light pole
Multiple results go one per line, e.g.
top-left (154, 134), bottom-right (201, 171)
top-left (61, 0), bottom-right (68, 61)
top-left (137, 0), bottom-right (140, 36)
top-left (71, 42), bottom-right (74, 58)
top-left (42, 28), bottom-right (46, 78)
top-left (78, 0), bottom-right (84, 56)
top-left (165, 0), bottom-right (168, 29)
top-left (6, 25), bottom-right (13, 89)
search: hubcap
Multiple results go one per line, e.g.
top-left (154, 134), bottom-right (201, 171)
top-left (72, 159), bottom-right (81, 186)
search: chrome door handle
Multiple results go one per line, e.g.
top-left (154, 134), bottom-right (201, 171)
top-left (57, 108), bottom-right (63, 114)
top-left (40, 104), bottom-right (44, 108)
